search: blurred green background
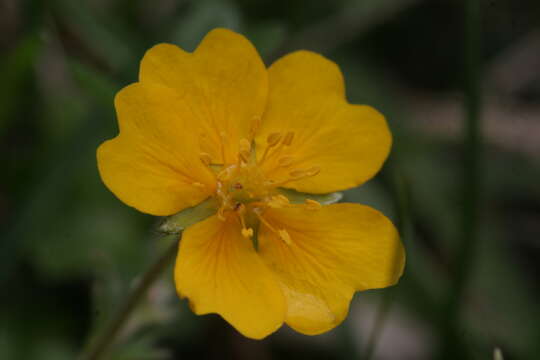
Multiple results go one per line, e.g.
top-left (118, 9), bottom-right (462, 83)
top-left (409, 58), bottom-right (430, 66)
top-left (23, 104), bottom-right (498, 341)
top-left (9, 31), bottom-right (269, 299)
top-left (1, 0), bottom-right (539, 359)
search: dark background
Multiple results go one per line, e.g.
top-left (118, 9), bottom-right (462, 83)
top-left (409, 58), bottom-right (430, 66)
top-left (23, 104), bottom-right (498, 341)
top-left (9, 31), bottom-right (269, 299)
top-left (1, 0), bottom-right (539, 359)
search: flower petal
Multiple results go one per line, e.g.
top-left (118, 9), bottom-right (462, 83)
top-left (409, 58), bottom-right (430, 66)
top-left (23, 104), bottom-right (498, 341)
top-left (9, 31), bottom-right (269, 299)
top-left (139, 28), bottom-right (267, 164)
top-left (97, 83), bottom-right (216, 216)
top-left (175, 214), bottom-right (286, 339)
top-left (256, 51), bottom-right (392, 193)
top-left (258, 203), bottom-right (405, 335)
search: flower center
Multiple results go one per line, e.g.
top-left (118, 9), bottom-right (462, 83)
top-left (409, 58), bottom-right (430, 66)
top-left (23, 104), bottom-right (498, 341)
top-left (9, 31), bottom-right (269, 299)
top-left (215, 162), bottom-right (275, 212)
top-left (199, 133), bottom-right (321, 248)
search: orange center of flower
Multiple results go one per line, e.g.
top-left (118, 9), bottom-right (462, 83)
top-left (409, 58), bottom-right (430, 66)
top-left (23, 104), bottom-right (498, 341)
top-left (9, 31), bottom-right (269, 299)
top-left (199, 132), bottom-right (322, 246)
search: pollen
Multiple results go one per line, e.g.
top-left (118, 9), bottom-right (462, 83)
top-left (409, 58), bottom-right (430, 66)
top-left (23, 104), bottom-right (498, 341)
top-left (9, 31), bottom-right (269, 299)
top-left (241, 227), bottom-right (254, 238)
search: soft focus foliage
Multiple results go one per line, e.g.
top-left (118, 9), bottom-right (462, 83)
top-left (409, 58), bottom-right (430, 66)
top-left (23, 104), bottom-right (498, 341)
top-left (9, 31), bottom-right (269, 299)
top-left (1, 0), bottom-right (539, 359)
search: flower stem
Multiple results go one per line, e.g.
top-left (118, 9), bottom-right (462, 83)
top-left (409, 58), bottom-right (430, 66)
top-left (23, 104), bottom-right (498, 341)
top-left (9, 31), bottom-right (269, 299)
top-left (440, 0), bottom-right (482, 357)
top-left (452, 0), bottom-right (483, 319)
top-left (78, 238), bottom-right (178, 360)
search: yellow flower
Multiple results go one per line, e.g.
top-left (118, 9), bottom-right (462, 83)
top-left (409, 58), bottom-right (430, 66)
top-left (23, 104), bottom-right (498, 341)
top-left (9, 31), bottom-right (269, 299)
top-left (97, 28), bottom-right (405, 339)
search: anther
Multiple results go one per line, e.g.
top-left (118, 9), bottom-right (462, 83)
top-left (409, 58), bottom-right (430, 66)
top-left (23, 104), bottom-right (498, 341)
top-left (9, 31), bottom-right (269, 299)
top-left (305, 166), bottom-right (321, 177)
top-left (305, 199), bottom-right (322, 210)
top-left (271, 166), bottom-right (322, 187)
top-left (278, 229), bottom-right (292, 245)
top-left (236, 203), bottom-right (246, 214)
top-left (241, 228), bottom-right (254, 238)
top-left (239, 138), bottom-right (251, 153)
top-left (290, 166), bottom-right (320, 179)
top-left (259, 132), bottom-right (283, 165)
top-left (267, 194), bottom-right (290, 208)
top-left (217, 167), bottom-right (232, 182)
top-left (278, 156), bottom-right (295, 167)
top-left (267, 132), bottom-right (282, 146)
top-left (192, 182), bottom-right (206, 189)
top-left (200, 152), bottom-right (212, 166)
top-left (239, 150), bottom-right (250, 164)
top-left (233, 183), bottom-right (243, 190)
top-left (282, 131), bottom-right (295, 146)
top-left (236, 206), bottom-right (252, 238)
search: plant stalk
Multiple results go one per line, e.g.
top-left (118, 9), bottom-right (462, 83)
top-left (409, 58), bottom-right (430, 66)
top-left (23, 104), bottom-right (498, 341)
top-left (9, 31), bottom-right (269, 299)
top-left (78, 238), bottom-right (178, 360)
top-left (441, 0), bottom-right (482, 357)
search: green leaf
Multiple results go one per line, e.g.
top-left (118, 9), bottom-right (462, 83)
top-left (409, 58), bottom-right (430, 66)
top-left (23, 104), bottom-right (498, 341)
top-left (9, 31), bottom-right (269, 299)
top-left (158, 198), bottom-right (218, 234)
top-left (278, 188), bottom-right (343, 205)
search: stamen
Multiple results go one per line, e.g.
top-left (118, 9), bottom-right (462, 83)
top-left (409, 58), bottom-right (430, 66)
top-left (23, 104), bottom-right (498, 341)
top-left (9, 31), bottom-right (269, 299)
top-left (258, 132), bottom-right (282, 165)
top-left (200, 152), bottom-right (212, 166)
top-left (236, 204), bottom-right (253, 238)
top-left (305, 199), bottom-right (322, 210)
top-left (217, 167), bottom-right (232, 182)
top-left (267, 194), bottom-right (290, 208)
top-left (239, 138), bottom-right (251, 153)
top-left (249, 115), bottom-right (262, 139)
top-left (217, 206), bottom-right (227, 221)
top-left (278, 229), bottom-right (292, 245)
top-left (241, 228), bottom-right (254, 238)
top-left (239, 151), bottom-right (250, 164)
top-left (233, 182), bottom-right (243, 190)
top-left (270, 166), bottom-right (321, 187)
top-left (290, 166), bottom-right (320, 179)
top-left (253, 208), bottom-right (277, 233)
top-left (278, 156), bottom-right (295, 167)
top-left (238, 138), bottom-right (251, 164)
top-left (192, 182), bottom-right (206, 189)
top-left (267, 132), bottom-right (282, 146)
top-left (282, 131), bottom-right (295, 146)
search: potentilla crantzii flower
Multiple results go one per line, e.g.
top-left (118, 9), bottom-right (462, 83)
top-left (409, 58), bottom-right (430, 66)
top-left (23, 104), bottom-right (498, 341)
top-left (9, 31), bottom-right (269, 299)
top-left (97, 28), bottom-right (405, 339)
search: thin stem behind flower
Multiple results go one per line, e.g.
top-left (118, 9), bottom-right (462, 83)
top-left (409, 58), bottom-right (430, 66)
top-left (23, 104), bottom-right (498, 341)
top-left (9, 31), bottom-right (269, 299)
top-left (440, 0), bottom-right (483, 358)
top-left (78, 237), bottom-right (178, 360)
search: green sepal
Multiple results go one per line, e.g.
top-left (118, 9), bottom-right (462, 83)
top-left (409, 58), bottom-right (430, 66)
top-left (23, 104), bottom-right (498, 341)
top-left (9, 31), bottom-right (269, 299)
top-left (158, 197), bottom-right (218, 234)
top-left (251, 224), bottom-right (260, 252)
top-left (277, 188), bottom-right (343, 205)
